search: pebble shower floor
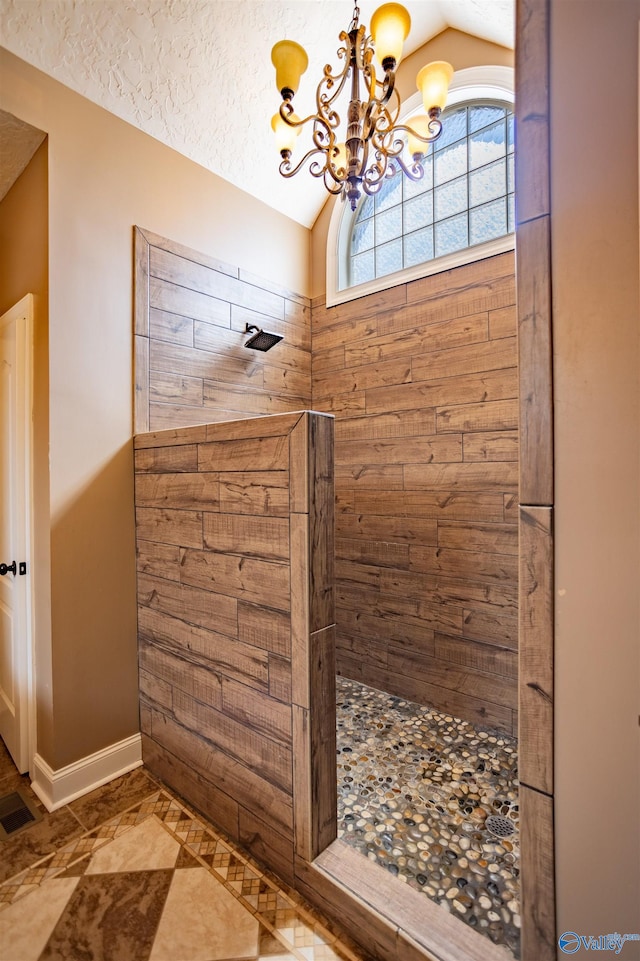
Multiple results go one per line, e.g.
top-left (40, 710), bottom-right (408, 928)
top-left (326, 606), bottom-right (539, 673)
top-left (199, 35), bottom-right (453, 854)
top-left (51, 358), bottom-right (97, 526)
top-left (336, 676), bottom-right (520, 958)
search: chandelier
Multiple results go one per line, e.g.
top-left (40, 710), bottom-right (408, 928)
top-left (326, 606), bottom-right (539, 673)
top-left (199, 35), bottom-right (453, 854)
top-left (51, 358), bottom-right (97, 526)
top-left (270, 3), bottom-right (453, 210)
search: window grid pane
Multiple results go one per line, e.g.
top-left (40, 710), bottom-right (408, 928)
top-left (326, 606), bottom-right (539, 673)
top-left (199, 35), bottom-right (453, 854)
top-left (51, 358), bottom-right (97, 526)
top-left (348, 101), bottom-right (514, 288)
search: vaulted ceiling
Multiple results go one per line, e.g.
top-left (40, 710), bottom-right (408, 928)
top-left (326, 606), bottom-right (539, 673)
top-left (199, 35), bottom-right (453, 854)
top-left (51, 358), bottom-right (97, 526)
top-left (0, 0), bottom-right (514, 226)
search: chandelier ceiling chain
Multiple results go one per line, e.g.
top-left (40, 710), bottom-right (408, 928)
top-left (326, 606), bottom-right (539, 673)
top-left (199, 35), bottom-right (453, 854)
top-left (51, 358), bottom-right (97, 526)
top-left (271, 3), bottom-right (453, 210)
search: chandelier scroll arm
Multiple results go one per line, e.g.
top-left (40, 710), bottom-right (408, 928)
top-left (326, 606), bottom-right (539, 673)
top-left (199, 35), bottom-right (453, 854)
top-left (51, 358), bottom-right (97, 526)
top-left (394, 112), bottom-right (444, 148)
top-left (279, 144), bottom-right (333, 180)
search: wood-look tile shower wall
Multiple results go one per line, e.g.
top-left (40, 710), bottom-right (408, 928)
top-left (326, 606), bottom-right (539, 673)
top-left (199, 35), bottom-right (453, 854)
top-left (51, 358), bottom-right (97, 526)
top-left (134, 230), bottom-right (518, 737)
top-left (311, 252), bottom-right (518, 735)
top-left (134, 228), bottom-right (312, 434)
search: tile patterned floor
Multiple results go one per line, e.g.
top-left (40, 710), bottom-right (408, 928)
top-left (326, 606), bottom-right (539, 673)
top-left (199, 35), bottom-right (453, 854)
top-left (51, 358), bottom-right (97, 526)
top-left (0, 756), bottom-right (365, 961)
top-left (336, 677), bottom-right (520, 958)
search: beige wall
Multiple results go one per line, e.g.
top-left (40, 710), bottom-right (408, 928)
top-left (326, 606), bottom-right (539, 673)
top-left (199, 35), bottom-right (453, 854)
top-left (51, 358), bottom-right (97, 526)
top-left (0, 140), bottom-right (53, 761)
top-left (551, 0), bottom-right (640, 942)
top-left (310, 28), bottom-right (514, 298)
top-left (0, 49), bottom-right (311, 769)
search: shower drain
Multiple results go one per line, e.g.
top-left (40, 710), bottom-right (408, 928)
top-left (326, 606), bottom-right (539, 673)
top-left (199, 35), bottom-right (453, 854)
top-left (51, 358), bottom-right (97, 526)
top-left (485, 814), bottom-right (516, 839)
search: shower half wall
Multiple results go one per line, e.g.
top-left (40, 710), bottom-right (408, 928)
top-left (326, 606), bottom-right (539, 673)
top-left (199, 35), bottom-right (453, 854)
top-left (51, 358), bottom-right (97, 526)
top-left (134, 410), bottom-right (336, 883)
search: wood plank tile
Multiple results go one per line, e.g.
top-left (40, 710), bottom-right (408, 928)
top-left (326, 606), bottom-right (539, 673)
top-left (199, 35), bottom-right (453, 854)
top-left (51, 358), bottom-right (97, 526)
top-left (179, 547), bottom-right (290, 611)
top-left (410, 545), bottom-right (518, 585)
top-left (519, 506), bottom-right (554, 794)
top-left (336, 538), bottom-right (410, 571)
top-left (335, 434), bottom-right (462, 466)
top-left (462, 608), bottom-right (519, 649)
top-left (289, 412), bottom-right (309, 514)
top-left (150, 245), bottom-right (285, 319)
top-left (312, 345), bottom-right (345, 373)
top-left (135, 472), bottom-right (220, 511)
top-left (135, 425), bottom-right (210, 449)
top-left (138, 573), bottom-right (238, 640)
top-left (308, 413), bottom-right (335, 633)
top-left (148, 712), bottom-right (293, 837)
top-left (150, 276), bottom-right (231, 327)
top-left (134, 444), bottom-right (198, 472)
top-left (405, 255), bottom-right (515, 310)
top-left (141, 735), bottom-right (240, 841)
top-left (197, 434), bottom-right (289, 472)
top-left (518, 215), bottom-right (553, 505)
top-left (313, 358), bottom-right (412, 398)
top-left (173, 689), bottom-right (292, 793)
top-left (354, 490), bottom-right (506, 522)
top-left (203, 383), bottom-right (308, 415)
top-left (218, 470), bottom-right (289, 516)
top-left (221, 676), bottom-right (292, 746)
top-left (336, 464), bottom-right (404, 489)
top-left (463, 430), bottom-right (518, 462)
top-left (237, 602), bottom-right (291, 657)
top-left (403, 461), bottom-right (518, 493)
top-left (150, 308), bottom-right (194, 346)
top-left (134, 226), bottom-right (150, 337)
top-left (437, 521), bottom-right (518, 555)
top-left (204, 411), bottom-right (303, 442)
top-left (411, 336), bottom-right (517, 382)
top-left (138, 607), bottom-right (268, 690)
top-left (135, 506), bottom-right (203, 548)
top-left (515, 0), bottom-right (550, 224)
top-left (203, 512), bottom-right (289, 561)
top-left (137, 571), bottom-right (238, 638)
top-left (367, 367), bottom-right (517, 416)
top-left (136, 540), bottom-right (181, 581)
top-left (290, 512), bottom-right (310, 710)
top-left (489, 305), bottom-right (517, 340)
top-left (263, 364), bottom-right (311, 397)
top-left (238, 807), bottom-right (294, 887)
top-left (139, 668), bottom-right (173, 712)
top-left (359, 662), bottom-right (514, 733)
top-left (435, 633), bottom-right (518, 678)
top-left (135, 335), bottom-right (150, 434)
top-left (139, 638), bottom-right (223, 709)
top-left (268, 654), bottom-right (292, 702)
top-left (335, 513), bottom-right (438, 546)
top-left (149, 370), bottom-right (203, 406)
top-left (149, 405), bottom-right (245, 431)
top-left (335, 408), bottom-right (436, 441)
top-left (520, 784), bottom-right (556, 961)
top-left (436, 398), bottom-right (519, 433)
top-left (152, 340), bottom-right (263, 388)
top-left (343, 312), bottom-right (490, 367)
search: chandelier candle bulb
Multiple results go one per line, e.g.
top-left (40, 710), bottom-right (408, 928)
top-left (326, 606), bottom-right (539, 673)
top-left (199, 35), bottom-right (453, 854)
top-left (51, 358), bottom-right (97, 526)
top-left (370, 2), bottom-right (412, 70)
top-left (270, 3), bottom-right (452, 209)
top-left (271, 40), bottom-right (308, 99)
top-left (271, 112), bottom-right (301, 157)
top-left (417, 60), bottom-right (455, 115)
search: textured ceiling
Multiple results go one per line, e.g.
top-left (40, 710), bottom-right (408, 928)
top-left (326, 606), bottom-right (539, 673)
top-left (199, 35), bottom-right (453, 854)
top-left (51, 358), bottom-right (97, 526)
top-left (0, 0), bottom-right (514, 227)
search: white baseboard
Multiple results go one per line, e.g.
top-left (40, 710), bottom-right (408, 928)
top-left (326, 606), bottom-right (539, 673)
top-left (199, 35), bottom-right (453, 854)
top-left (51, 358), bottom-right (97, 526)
top-left (30, 733), bottom-right (143, 812)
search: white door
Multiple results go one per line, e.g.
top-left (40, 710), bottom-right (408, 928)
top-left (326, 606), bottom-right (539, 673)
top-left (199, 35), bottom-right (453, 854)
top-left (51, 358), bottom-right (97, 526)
top-left (0, 295), bottom-right (34, 774)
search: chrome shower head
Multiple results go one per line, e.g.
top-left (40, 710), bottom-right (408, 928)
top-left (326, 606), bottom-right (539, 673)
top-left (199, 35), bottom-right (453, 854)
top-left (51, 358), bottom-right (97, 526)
top-left (244, 324), bottom-right (283, 351)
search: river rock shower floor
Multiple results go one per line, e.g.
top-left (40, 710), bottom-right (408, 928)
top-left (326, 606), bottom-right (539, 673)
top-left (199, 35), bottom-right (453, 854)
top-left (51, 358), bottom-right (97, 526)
top-left (336, 677), bottom-right (520, 958)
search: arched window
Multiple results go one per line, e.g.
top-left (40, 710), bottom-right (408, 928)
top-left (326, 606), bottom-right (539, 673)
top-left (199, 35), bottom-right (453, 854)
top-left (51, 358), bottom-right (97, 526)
top-left (327, 66), bottom-right (515, 307)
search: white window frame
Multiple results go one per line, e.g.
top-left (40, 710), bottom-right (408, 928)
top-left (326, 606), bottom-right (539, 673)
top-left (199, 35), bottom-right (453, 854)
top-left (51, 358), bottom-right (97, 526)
top-left (325, 65), bottom-right (515, 308)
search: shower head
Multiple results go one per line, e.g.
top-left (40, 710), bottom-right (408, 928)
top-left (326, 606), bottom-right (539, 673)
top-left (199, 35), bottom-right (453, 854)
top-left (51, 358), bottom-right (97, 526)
top-left (244, 324), bottom-right (283, 352)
